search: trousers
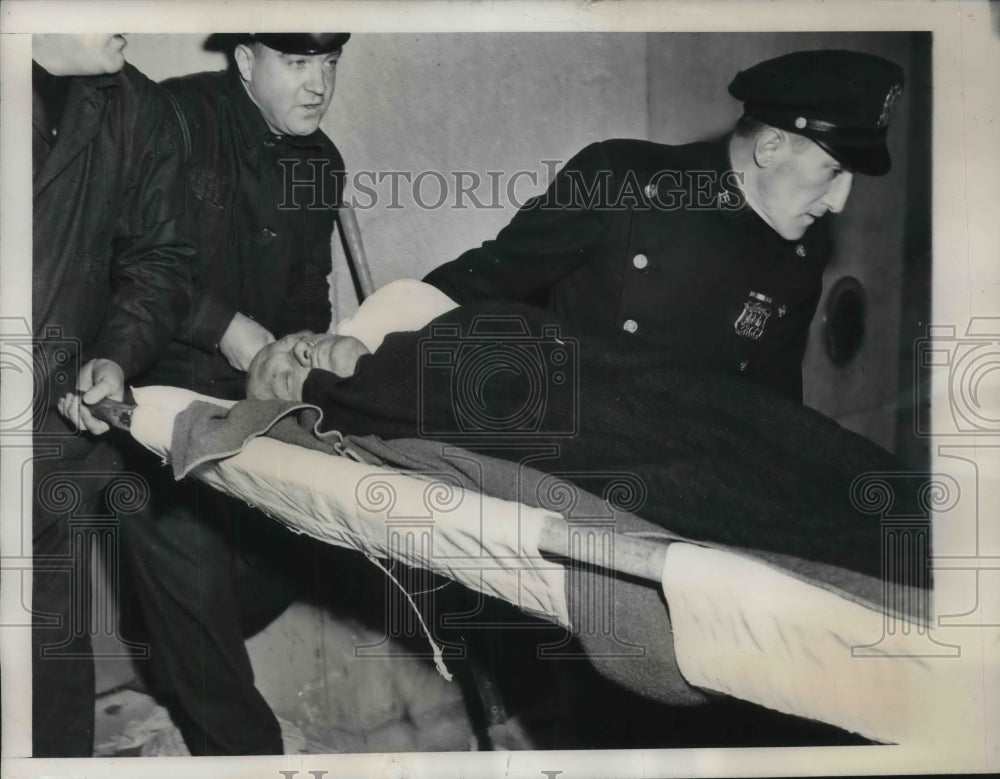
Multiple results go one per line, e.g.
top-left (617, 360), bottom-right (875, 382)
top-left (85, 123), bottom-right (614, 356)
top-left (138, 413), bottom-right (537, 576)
top-left (33, 516), bottom-right (96, 757)
top-left (31, 434), bottom-right (126, 757)
top-left (118, 443), bottom-right (303, 755)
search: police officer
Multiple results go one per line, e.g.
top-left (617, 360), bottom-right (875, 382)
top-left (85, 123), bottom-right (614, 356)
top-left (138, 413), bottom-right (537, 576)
top-left (424, 49), bottom-right (906, 403)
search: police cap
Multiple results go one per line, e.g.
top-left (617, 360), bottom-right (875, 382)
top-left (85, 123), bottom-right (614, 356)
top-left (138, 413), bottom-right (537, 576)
top-left (728, 49), bottom-right (905, 176)
top-left (245, 33), bottom-right (351, 54)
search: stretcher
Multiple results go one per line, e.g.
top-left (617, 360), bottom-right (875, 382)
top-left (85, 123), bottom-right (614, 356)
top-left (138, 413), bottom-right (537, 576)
top-left (91, 377), bottom-right (953, 748)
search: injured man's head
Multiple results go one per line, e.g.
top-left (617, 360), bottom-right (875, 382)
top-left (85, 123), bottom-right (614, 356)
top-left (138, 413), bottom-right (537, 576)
top-left (246, 332), bottom-right (370, 400)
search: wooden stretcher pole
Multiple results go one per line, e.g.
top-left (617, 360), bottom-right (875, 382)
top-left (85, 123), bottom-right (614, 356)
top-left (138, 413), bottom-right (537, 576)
top-left (88, 397), bottom-right (135, 430)
top-left (537, 515), bottom-right (672, 584)
top-left (338, 204), bottom-right (376, 300)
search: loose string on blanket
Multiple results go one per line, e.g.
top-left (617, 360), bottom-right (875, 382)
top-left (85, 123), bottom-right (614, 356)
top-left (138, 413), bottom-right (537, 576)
top-left (372, 559), bottom-right (452, 597)
top-left (306, 417), bottom-right (371, 466)
top-left (363, 553), bottom-right (453, 682)
top-left (410, 580), bottom-right (452, 597)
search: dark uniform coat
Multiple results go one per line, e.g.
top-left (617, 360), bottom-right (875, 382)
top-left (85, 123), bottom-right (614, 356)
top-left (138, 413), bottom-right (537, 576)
top-left (138, 69), bottom-right (344, 400)
top-left (424, 137), bottom-right (832, 402)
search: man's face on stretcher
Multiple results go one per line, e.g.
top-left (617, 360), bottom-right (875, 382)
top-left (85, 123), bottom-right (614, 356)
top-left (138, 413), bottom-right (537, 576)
top-left (246, 332), bottom-right (370, 400)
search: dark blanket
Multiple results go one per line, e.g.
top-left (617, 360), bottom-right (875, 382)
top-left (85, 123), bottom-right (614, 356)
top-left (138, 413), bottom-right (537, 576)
top-left (302, 301), bottom-right (925, 583)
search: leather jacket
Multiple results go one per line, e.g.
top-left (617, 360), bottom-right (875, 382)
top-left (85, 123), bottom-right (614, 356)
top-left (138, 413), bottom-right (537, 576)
top-left (137, 70), bottom-right (343, 400)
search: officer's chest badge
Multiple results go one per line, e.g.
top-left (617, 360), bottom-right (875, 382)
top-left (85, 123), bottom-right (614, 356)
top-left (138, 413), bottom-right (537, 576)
top-left (734, 290), bottom-right (773, 341)
top-left (879, 83), bottom-right (904, 127)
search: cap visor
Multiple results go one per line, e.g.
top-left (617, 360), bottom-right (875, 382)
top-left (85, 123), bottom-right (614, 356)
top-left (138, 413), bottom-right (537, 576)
top-left (815, 140), bottom-right (892, 177)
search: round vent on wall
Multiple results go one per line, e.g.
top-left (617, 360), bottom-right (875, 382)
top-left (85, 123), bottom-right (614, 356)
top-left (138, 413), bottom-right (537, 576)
top-left (823, 276), bottom-right (867, 367)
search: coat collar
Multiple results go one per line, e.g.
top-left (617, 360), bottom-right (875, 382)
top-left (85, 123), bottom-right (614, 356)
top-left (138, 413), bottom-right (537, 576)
top-left (33, 71), bottom-right (118, 198)
top-left (710, 133), bottom-right (797, 241)
top-left (711, 133), bottom-right (832, 255)
top-left (709, 133), bottom-right (754, 219)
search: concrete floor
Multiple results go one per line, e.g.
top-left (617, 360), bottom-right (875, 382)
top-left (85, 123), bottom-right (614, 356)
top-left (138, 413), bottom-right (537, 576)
top-left (92, 600), bottom-right (481, 756)
top-left (87, 552), bottom-right (870, 756)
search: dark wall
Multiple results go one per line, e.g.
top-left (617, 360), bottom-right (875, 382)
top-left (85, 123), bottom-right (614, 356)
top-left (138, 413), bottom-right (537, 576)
top-left (894, 33), bottom-right (932, 470)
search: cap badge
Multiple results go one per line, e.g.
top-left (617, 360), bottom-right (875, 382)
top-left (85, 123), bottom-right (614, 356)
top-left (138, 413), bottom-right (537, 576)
top-left (794, 116), bottom-right (807, 130)
top-left (879, 83), bottom-right (903, 127)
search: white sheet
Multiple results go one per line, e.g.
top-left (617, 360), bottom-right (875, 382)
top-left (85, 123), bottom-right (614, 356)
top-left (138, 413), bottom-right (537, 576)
top-left (333, 279), bottom-right (459, 351)
top-left (130, 385), bottom-right (571, 627)
top-left (662, 542), bottom-right (960, 744)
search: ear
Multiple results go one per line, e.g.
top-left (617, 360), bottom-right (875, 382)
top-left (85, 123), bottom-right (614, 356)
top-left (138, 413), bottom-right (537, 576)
top-left (753, 126), bottom-right (787, 168)
top-left (233, 44), bottom-right (255, 84)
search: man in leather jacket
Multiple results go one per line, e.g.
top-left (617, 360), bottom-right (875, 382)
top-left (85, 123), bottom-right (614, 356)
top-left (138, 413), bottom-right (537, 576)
top-left (32, 33), bottom-right (194, 757)
top-left (120, 33), bottom-right (349, 756)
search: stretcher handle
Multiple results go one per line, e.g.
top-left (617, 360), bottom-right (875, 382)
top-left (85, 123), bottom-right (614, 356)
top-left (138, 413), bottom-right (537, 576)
top-left (88, 398), bottom-right (136, 431)
top-left (537, 515), bottom-right (672, 584)
top-left (339, 204), bottom-right (376, 300)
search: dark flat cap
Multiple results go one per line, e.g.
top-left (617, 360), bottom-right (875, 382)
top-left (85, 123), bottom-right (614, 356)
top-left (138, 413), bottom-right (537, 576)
top-left (729, 49), bottom-right (905, 176)
top-left (249, 33), bottom-right (351, 54)
top-left (205, 32), bottom-right (351, 54)
top-left (204, 32), bottom-right (351, 55)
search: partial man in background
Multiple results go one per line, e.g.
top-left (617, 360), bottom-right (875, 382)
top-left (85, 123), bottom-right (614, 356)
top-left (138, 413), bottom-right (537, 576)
top-left (119, 32), bottom-right (349, 756)
top-left (32, 33), bottom-right (194, 756)
top-left (424, 49), bottom-right (905, 404)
